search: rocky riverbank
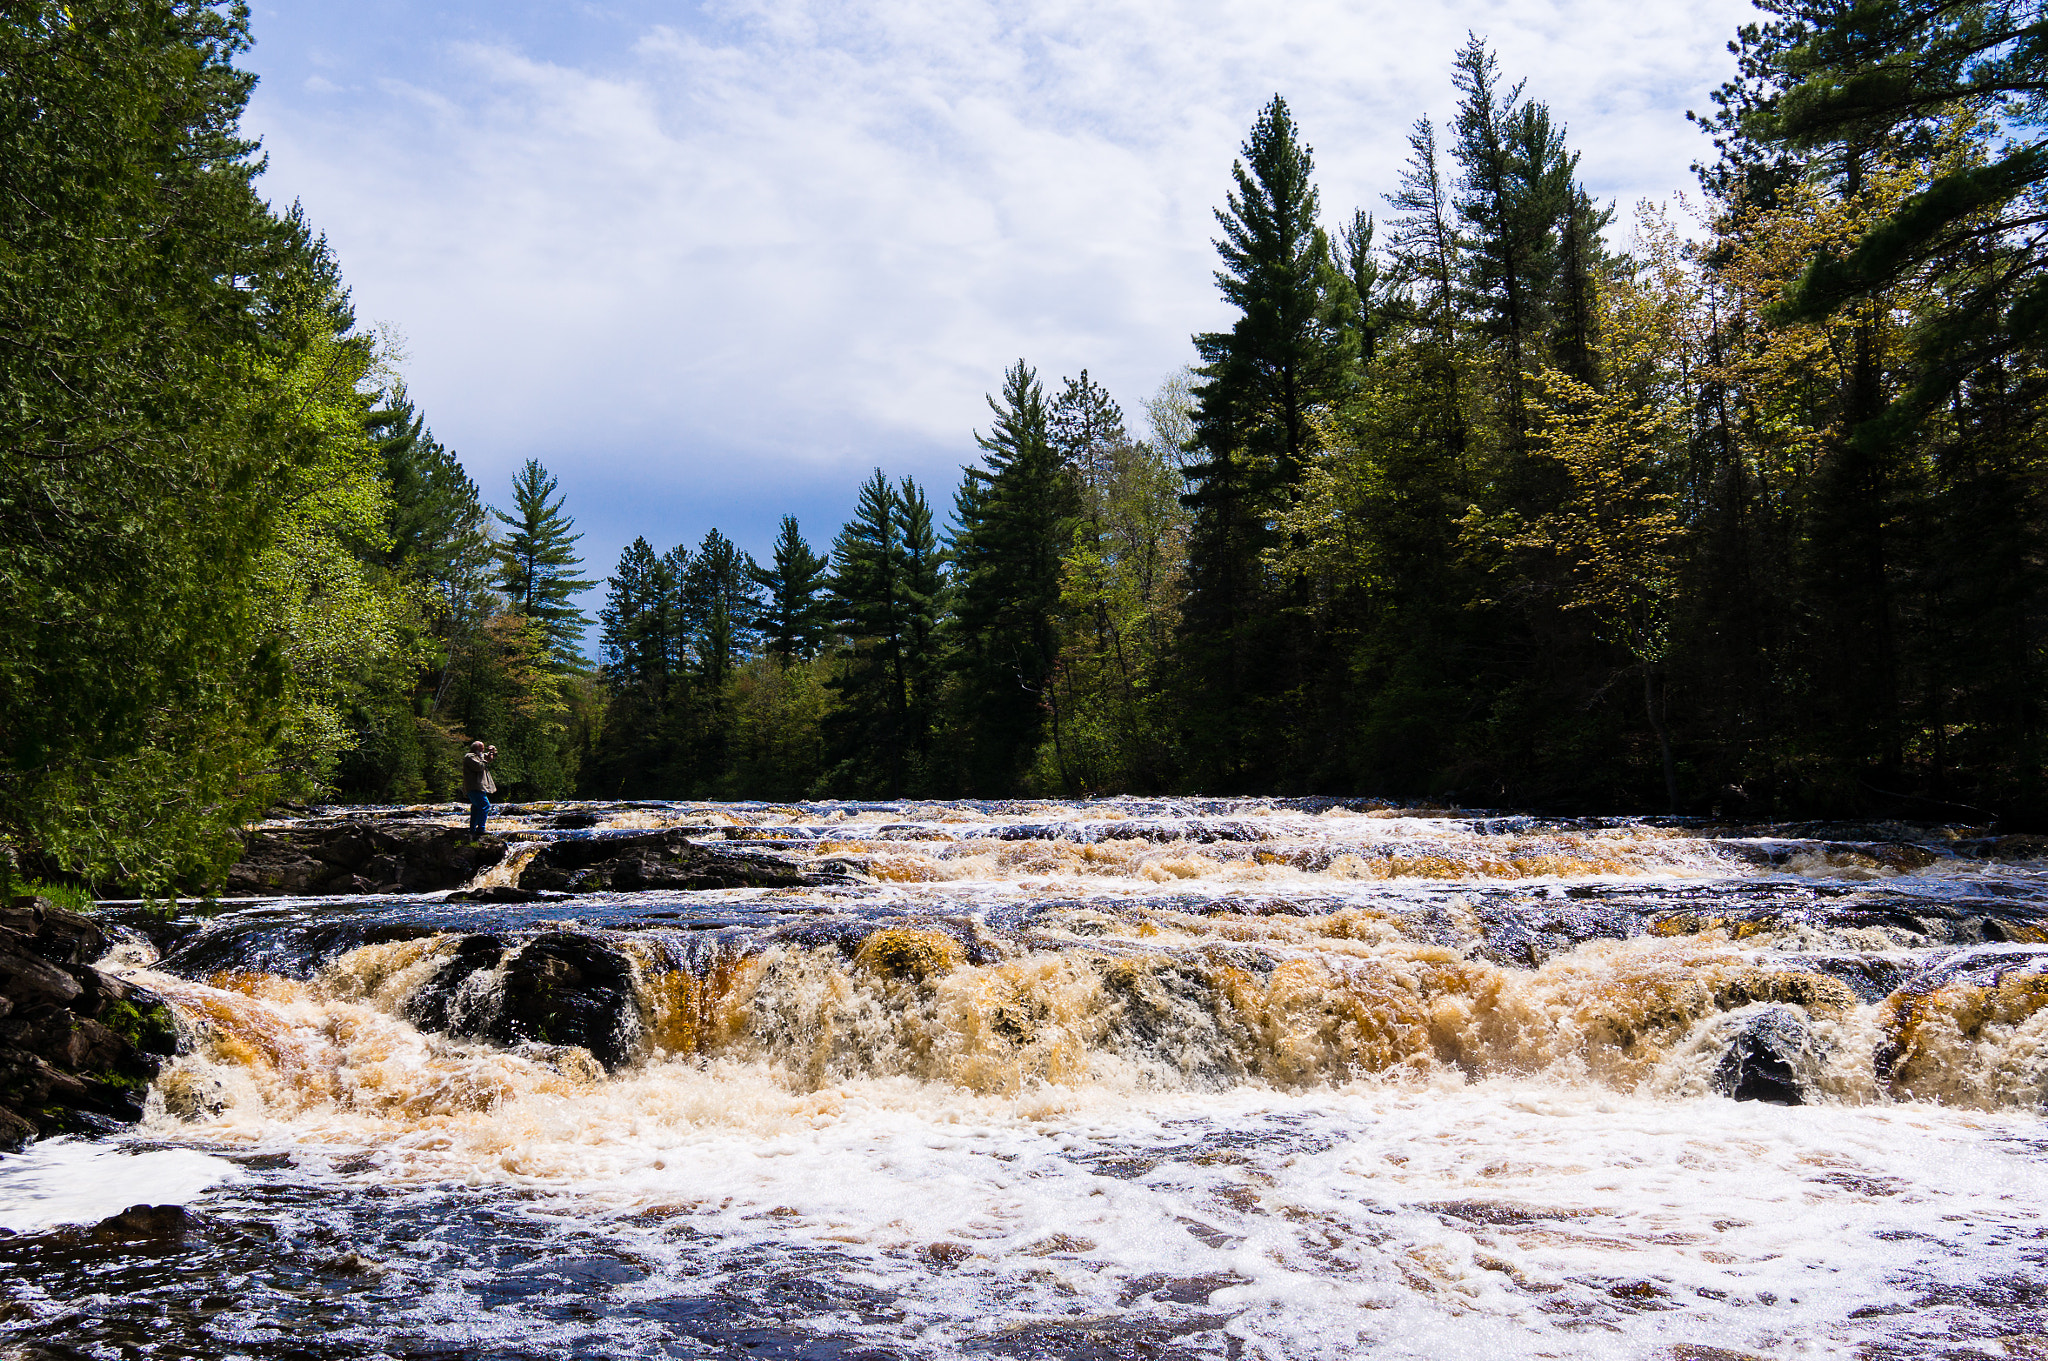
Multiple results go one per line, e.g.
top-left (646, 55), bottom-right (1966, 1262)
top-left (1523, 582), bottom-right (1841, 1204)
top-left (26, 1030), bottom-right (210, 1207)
top-left (219, 817), bottom-right (859, 898)
top-left (0, 899), bottom-right (175, 1152)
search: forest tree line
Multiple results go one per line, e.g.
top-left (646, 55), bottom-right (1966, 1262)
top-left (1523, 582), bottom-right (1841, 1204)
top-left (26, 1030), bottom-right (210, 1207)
top-left (6, 1), bottom-right (2047, 891)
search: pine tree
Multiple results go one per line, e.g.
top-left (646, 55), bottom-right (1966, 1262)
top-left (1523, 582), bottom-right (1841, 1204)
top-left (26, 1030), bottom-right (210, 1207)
top-left (1051, 371), bottom-right (1127, 494)
top-left (587, 536), bottom-right (679, 796)
top-left (949, 361), bottom-right (1078, 792)
top-left (494, 459), bottom-right (594, 665)
top-left (1765, 0), bottom-right (2048, 429)
top-left (1180, 94), bottom-right (1351, 788)
top-left (828, 470), bottom-right (914, 795)
top-left (1190, 95), bottom-right (1349, 492)
top-left (1387, 116), bottom-right (1472, 496)
top-left (1450, 35), bottom-right (1555, 446)
top-left (1046, 374), bottom-right (1189, 790)
top-left (658, 542), bottom-right (692, 678)
top-left (681, 528), bottom-right (762, 688)
top-left (1451, 36), bottom-right (1610, 505)
top-left (896, 477), bottom-right (946, 779)
top-left (1553, 187), bottom-right (1616, 386)
top-left (1330, 210), bottom-right (1387, 367)
top-left (751, 516), bottom-right (831, 662)
top-left (598, 537), bottom-right (677, 697)
top-left (367, 386), bottom-right (494, 697)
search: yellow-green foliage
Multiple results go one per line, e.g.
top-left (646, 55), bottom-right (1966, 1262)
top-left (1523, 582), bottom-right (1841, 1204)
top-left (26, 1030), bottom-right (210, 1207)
top-left (249, 314), bottom-right (423, 792)
top-left (1505, 204), bottom-right (1699, 664)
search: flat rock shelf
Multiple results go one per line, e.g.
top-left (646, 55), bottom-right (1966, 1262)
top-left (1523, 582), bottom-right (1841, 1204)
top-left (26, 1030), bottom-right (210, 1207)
top-left (6, 797), bottom-right (2048, 1359)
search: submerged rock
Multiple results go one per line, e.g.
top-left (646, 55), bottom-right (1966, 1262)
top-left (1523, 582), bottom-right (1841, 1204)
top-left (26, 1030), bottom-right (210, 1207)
top-left (1713, 838), bottom-right (1943, 876)
top-left (1642, 890), bottom-right (2048, 949)
top-left (1894, 942), bottom-right (2048, 993)
top-left (1874, 945), bottom-right (2048, 1096)
top-left (0, 899), bottom-right (177, 1151)
top-left (1474, 901), bottom-right (1642, 967)
top-left (1711, 1006), bottom-right (1824, 1105)
top-left (85, 1203), bottom-right (206, 1243)
top-left (1950, 834), bottom-right (2048, 862)
top-left (853, 927), bottom-right (965, 980)
top-left (1772, 952), bottom-right (1921, 1004)
top-left (443, 885), bottom-right (570, 904)
top-left (223, 825), bottom-right (507, 896)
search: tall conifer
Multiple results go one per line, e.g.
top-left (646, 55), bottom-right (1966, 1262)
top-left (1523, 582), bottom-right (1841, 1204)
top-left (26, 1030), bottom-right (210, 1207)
top-left (681, 528), bottom-right (762, 687)
top-left (752, 516), bottom-right (831, 662)
top-left (1180, 95), bottom-right (1350, 788)
top-left (494, 459), bottom-right (594, 664)
top-left (896, 478), bottom-right (945, 777)
top-left (829, 470), bottom-right (914, 795)
top-left (949, 362), bottom-right (1077, 791)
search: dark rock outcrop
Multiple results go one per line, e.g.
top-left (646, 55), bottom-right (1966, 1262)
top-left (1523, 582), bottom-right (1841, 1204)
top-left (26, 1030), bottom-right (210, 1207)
top-left (404, 934), bottom-right (508, 1034)
top-left (491, 932), bottom-right (640, 1068)
top-left (0, 899), bottom-right (177, 1151)
top-left (404, 931), bottom-right (642, 1070)
top-left (520, 830), bottom-right (854, 893)
top-left (223, 825), bottom-right (508, 896)
top-left (1947, 834), bottom-right (2048, 863)
top-left (221, 822), bottom-right (857, 898)
top-left (1711, 1006), bottom-right (1823, 1105)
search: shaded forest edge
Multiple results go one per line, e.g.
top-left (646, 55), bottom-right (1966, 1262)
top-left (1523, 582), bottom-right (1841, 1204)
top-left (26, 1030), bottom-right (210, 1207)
top-left (6, 1), bottom-right (2048, 896)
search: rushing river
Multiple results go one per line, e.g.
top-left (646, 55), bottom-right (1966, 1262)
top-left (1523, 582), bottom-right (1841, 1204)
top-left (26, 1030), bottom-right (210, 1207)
top-left (6, 798), bottom-right (2048, 1359)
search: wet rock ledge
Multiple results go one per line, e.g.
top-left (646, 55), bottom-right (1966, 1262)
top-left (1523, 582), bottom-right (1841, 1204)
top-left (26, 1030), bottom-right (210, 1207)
top-left (225, 824), bottom-right (508, 895)
top-left (224, 820), bottom-right (856, 897)
top-left (0, 899), bottom-right (175, 1152)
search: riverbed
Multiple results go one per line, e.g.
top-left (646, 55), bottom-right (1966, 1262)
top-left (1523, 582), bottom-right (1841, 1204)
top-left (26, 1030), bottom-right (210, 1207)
top-left (4, 798), bottom-right (2046, 1358)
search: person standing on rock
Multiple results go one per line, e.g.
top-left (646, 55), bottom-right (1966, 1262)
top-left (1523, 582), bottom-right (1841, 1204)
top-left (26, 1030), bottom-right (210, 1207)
top-left (462, 741), bottom-right (497, 836)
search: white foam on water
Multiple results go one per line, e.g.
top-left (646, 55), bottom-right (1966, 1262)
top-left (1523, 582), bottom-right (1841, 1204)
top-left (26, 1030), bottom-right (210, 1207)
top-left (0, 1138), bottom-right (241, 1232)
top-left (204, 1078), bottom-right (2038, 1359)
top-left (115, 990), bottom-right (2048, 1360)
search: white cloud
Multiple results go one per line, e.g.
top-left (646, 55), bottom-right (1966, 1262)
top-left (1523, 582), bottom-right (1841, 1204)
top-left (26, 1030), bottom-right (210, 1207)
top-left (247, 0), bottom-right (1758, 570)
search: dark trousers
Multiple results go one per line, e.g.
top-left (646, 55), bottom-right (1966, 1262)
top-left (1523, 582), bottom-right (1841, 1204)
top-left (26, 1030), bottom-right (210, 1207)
top-left (467, 790), bottom-right (491, 834)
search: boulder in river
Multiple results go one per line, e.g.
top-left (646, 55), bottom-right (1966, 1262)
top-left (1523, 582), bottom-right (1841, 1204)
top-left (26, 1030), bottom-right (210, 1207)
top-left (224, 824), bottom-right (507, 896)
top-left (404, 931), bottom-right (642, 1070)
top-left (1711, 1006), bottom-right (1824, 1105)
top-left (490, 932), bottom-right (641, 1068)
top-left (0, 898), bottom-right (177, 1151)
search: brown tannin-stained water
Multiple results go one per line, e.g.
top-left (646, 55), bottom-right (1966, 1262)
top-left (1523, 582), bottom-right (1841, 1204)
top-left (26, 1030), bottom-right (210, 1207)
top-left (7, 797), bottom-right (2048, 1359)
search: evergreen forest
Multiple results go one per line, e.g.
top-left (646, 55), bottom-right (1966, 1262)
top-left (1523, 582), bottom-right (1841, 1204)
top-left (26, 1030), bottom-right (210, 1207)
top-left (8, 0), bottom-right (2048, 893)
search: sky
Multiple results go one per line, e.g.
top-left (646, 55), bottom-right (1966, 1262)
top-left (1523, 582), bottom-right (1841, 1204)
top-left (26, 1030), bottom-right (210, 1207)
top-left (242, 0), bottom-right (1761, 634)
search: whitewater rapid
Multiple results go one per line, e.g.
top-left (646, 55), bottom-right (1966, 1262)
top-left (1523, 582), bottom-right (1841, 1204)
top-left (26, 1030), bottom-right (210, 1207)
top-left (5, 798), bottom-right (2047, 1358)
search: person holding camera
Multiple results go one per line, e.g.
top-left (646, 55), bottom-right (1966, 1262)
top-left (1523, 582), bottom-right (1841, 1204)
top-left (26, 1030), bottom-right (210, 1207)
top-left (462, 740), bottom-right (498, 836)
